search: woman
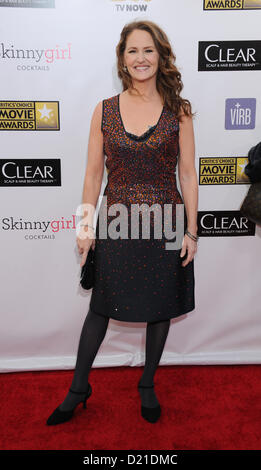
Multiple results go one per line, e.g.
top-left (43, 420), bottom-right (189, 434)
top-left (47, 19), bottom-right (198, 426)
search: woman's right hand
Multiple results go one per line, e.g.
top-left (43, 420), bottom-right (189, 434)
top-left (77, 227), bottom-right (96, 268)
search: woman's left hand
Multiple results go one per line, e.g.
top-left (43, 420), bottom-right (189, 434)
top-left (180, 233), bottom-right (197, 267)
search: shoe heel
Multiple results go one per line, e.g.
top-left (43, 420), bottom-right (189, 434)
top-left (137, 383), bottom-right (161, 423)
top-left (69, 382), bottom-right (92, 410)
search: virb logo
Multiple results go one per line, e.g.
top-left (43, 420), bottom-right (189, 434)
top-left (225, 98), bottom-right (256, 129)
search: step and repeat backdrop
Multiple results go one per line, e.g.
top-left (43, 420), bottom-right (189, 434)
top-left (0, 0), bottom-right (261, 372)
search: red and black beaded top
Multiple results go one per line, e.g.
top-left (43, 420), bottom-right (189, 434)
top-left (101, 94), bottom-right (180, 195)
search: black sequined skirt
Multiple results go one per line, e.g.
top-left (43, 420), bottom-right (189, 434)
top-left (89, 184), bottom-right (195, 322)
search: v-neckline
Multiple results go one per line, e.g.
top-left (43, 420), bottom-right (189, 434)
top-left (117, 93), bottom-right (165, 141)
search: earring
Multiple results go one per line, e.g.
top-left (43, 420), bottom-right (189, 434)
top-left (123, 65), bottom-right (128, 72)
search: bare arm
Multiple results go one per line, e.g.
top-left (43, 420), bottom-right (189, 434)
top-left (178, 112), bottom-right (198, 236)
top-left (80, 100), bottom-right (104, 232)
top-left (77, 101), bottom-right (104, 264)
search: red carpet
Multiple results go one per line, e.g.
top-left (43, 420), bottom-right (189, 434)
top-left (0, 364), bottom-right (260, 450)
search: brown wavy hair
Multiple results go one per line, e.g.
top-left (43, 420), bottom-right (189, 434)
top-left (116, 20), bottom-right (195, 121)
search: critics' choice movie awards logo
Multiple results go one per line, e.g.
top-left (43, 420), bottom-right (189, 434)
top-left (198, 211), bottom-right (255, 236)
top-left (0, 0), bottom-right (55, 7)
top-left (111, 0), bottom-right (151, 12)
top-left (199, 157), bottom-right (250, 184)
top-left (198, 41), bottom-right (261, 71)
top-left (225, 98), bottom-right (256, 129)
top-left (0, 101), bottom-right (60, 130)
top-left (203, 0), bottom-right (261, 10)
top-left (0, 159), bottom-right (61, 186)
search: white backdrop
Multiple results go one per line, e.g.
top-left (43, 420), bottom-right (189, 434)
top-left (0, 0), bottom-right (261, 373)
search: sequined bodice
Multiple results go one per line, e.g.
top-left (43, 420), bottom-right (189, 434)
top-left (101, 94), bottom-right (182, 202)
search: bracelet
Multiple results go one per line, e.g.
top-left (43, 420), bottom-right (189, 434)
top-left (185, 229), bottom-right (199, 242)
top-left (80, 223), bottom-right (94, 230)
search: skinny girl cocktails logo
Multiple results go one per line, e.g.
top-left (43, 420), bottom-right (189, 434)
top-left (1, 215), bottom-right (77, 240)
top-left (0, 42), bottom-right (72, 71)
top-left (76, 199), bottom-right (185, 252)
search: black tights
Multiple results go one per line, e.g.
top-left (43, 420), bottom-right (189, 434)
top-left (59, 308), bottom-right (170, 411)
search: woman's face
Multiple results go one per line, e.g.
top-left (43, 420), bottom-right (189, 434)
top-left (123, 29), bottom-right (160, 83)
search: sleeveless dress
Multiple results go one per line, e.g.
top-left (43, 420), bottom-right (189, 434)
top-left (89, 93), bottom-right (195, 322)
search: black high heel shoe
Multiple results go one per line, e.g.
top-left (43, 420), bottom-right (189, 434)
top-left (138, 383), bottom-right (161, 423)
top-left (46, 383), bottom-right (92, 426)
